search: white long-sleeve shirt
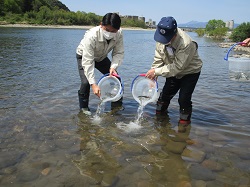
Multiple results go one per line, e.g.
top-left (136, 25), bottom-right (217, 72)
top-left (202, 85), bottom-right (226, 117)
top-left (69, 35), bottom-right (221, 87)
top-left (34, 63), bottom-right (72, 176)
top-left (76, 26), bottom-right (124, 85)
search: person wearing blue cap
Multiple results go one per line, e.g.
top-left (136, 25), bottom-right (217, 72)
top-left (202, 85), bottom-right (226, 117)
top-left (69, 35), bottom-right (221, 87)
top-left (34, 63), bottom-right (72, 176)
top-left (76, 13), bottom-right (124, 115)
top-left (146, 16), bottom-right (203, 126)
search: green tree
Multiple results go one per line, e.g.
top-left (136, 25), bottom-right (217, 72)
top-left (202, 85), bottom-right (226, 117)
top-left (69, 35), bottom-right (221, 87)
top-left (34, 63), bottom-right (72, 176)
top-left (36, 5), bottom-right (51, 23)
top-left (23, 0), bottom-right (33, 12)
top-left (195, 28), bottom-right (205, 36)
top-left (230, 22), bottom-right (250, 42)
top-left (205, 19), bottom-right (228, 38)
top-left (206, 19), bottom-right (225, 34)
top-left (122, 19), bottom-right (146, 28)
top-left (211, 27), bottom-right (228, 39)
top-left (45, 0), bottom-right (70, 11)
top-left (0, 0), bottom-right (5, 16)
top-left (32, 0), bottom-right (44, 12)
top-left (84, 12), bottom-right (101, 25)
top-left (0, 0), bottom-right (147, 28)
top-left (4, 0), bottom-right (23, 14)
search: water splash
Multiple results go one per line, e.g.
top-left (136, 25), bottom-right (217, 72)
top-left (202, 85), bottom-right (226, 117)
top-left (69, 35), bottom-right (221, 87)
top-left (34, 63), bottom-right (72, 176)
top-left (116, 101), bottom-right (145, 133)
top-left (135, 104), bottom-right (144, 124)
top-left (116, 121), bottom-right (142, 133)
top-left (93, 101), bottom-right (106, 123)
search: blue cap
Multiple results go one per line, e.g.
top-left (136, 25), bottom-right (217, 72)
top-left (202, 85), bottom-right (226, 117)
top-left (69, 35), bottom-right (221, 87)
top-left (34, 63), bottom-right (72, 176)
top-left (154, 17), bottom-right (177, 44)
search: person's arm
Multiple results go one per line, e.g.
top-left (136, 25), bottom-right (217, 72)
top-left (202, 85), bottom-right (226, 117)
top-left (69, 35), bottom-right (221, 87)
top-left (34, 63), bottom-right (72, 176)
top-left (81, 36), bottom-right (96, 85)
top-left (146, 43), bottom-right (165, 79)
top-left (151, 43), bottom-right (165, 69)
top-left (110, 30), bottom-right (124, 72)
top-left (242, 38), bottom-right (250, 47)
top-left (81, 35), bottom-right (101, 97)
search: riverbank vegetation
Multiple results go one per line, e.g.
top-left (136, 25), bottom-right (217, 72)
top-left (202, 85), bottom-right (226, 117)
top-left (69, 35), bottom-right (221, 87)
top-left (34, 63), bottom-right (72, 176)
top-left (195, 19), bottom-right (250, 42)
top-left (205, 19), bottom-right (228, 39)
top-left (1, 0), bottom-right (249, 38)
top-left (229, 22), bottom-right (250, 42)
top-left (0, 0), bottom-right (147, 28)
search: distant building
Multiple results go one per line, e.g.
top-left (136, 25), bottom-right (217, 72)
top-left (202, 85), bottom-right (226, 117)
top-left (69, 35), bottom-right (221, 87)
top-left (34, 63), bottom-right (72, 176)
top-left (138, 16), bottom-right (145, 23)
top-left (120, 14), bottom-right (156, 28)
top-left (146, 19), bottom-right (156, 28)
top-left (226, 20), bottom-right (234, 30)
top-left (121, 15), bottom-right (146, 22)
top-left (123, 15), bottom-right (139, 21)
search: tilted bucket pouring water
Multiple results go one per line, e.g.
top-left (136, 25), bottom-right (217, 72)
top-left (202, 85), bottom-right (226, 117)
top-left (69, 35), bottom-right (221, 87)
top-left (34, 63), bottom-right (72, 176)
top-left (97, 73), bottom-right (124, 102)
top-left (224, 42), bottom-right (250, 81)
top-left (131, 74), bottom-right (159, 107)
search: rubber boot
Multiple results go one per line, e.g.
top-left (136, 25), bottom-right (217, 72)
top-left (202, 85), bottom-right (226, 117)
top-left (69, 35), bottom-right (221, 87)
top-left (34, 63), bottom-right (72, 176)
top-left (178, 108), bottom-right (192, 125)
top-left (111, 97), bottom-right (123, 110)
top-left (78, 90), bottom-right (90, 115)
top-left (156, 92), bottom-right (169, 115)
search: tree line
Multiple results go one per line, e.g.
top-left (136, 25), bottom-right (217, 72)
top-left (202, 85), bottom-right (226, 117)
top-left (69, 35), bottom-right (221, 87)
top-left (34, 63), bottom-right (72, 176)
top-left (0, 0), bottom-right (147, 28)
top-left (195, 19), bottom-right (250, 42)
top-left (1, 0), bottom-right (249, 40)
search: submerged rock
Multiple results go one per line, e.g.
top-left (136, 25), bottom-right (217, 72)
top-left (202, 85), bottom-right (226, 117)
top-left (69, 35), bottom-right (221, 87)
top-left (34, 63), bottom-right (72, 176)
top-left (0, 151), bottom-right (25, 169)
top-left (182, 147), bottom-right (206, 163)
top-left (16, 168), bottom-right (40, 182)
top-left (201, 159), bottom-right (223, 171)
top-left (188, 164), bottom-right (216, 181)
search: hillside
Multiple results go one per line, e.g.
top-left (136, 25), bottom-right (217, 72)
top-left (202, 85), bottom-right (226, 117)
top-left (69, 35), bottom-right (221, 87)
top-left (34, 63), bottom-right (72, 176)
top-left (0, 0), bottom-right (69, 14)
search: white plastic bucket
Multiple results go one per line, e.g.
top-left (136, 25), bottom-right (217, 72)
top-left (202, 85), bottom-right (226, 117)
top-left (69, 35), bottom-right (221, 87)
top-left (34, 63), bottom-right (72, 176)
top-left (131, 74), bottom-right (159, 106)
top-left (224, 42), bottom-right (250, 81)
top-left (97, 74), bottom-right (123, 102)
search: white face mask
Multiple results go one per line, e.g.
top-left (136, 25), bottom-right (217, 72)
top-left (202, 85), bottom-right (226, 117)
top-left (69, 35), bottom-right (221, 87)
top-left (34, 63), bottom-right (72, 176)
top-left (103, 30), bottom-right (116, 40)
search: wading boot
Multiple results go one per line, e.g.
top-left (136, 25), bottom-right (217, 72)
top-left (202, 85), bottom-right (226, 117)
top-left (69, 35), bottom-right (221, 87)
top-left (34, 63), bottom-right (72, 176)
top-left (78, 90), bottom-right (91, 115)
top-left (178, 108), bottom-right (192, 126)
top-left (155, 92), bottom-right (169, 115)
top-left (111, 97), bottom-right (124, 111)
top-left (156, 101), bottom-right (169, 115)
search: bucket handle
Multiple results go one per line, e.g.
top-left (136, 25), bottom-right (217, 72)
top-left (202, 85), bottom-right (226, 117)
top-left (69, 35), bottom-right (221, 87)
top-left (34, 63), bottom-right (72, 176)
top-left (97, 73), bottom-right (124, 95)
top-left (224, 42), bottom-right (246, 61)
top-left (131, 74), bottom-right (158, 92)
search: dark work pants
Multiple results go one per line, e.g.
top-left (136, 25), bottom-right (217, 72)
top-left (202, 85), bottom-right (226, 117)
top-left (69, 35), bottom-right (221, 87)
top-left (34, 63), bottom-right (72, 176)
top-left (160, 72), bottom-right (200, 120)
top-left (77, 54), bottom-right (111, 95)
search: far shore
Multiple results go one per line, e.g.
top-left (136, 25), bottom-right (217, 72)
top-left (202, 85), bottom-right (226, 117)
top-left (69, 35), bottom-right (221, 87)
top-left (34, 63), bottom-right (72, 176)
top-left (1, 23), bottom-right (249, 56)
top-left (0, 23), bottom-right (153, 31)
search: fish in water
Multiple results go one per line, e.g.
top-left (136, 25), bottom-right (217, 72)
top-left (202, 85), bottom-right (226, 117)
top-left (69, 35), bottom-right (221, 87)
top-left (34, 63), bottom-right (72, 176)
top-left (138, 95), bottom-right (151, 99)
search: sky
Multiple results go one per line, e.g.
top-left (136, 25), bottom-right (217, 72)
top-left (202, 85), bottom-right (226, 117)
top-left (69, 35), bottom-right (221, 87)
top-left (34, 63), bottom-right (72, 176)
top-left (59, 0), bottom-right (249, 24)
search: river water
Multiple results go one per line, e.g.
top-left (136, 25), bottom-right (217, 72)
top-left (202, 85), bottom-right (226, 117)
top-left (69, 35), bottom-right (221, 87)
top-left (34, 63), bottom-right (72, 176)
top-left (0, 27), bottom-right (249, 187)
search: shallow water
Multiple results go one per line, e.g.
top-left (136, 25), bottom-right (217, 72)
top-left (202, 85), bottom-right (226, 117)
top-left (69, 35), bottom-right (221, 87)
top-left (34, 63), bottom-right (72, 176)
top-left (0, 27), bottom-right (250, 187)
